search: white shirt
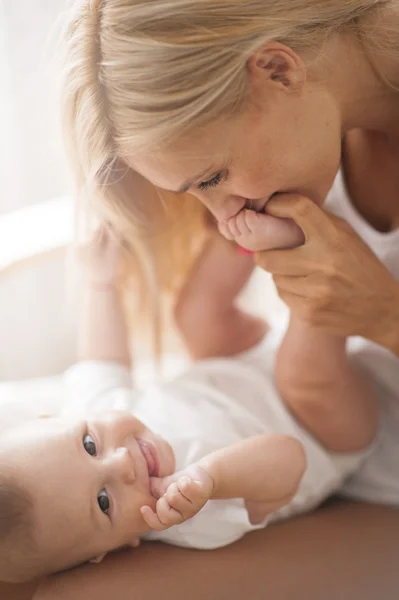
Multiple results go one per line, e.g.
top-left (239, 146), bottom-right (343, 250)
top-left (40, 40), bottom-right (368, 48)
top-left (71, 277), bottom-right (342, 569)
top-left (323, 171), bottom-right (399, 506)
top-left (63, 334), bottom-right (366, 549)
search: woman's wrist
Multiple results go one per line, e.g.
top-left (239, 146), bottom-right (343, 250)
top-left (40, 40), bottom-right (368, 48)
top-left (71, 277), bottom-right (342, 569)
top-left (373, 299), bottom-right (399, 356)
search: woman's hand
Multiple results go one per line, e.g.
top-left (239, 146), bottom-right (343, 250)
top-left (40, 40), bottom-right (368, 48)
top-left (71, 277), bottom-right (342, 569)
top-left (220, 194), bottom-right (399, 353)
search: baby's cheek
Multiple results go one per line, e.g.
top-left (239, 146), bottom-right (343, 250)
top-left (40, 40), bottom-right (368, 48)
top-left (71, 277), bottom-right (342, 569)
top-left (158, 437), bottom-right (176, 476)
top-left (125, 492), bottom-right (156, 535)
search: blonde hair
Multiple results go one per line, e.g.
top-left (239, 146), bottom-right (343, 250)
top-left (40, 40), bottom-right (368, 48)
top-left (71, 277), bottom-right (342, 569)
top-left (60, 0), bottom-right (391, 347)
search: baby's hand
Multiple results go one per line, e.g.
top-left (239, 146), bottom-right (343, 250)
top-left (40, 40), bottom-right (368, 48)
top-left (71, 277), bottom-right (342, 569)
top-left (77, 225), bottom-right (121, 286)
top-left (141, 467), bottom-right (214, 531)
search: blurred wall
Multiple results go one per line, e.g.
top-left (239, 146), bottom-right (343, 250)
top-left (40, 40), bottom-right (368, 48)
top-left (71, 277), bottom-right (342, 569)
top-left (1, 0), bottom-right (70, 215)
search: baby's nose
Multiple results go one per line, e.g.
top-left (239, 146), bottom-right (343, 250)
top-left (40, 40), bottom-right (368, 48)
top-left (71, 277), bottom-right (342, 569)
top-left (108, 447), bottom-right (136, 485)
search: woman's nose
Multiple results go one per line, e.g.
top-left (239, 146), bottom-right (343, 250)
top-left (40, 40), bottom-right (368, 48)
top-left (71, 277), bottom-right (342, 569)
top-left (200, 194), bottom-right (247, 222)
top-left (105, 447), bottom-right (136, 485)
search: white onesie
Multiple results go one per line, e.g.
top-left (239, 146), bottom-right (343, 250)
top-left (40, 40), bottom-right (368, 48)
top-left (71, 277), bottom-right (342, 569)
top-left (62, 334), bottom-right (366, 550)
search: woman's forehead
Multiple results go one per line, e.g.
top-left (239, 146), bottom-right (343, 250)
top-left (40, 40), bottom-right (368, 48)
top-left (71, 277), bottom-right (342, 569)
top-left (127, 142), bottom-right (231, 192)
top-left (125, 108), bottom-right (257, 186)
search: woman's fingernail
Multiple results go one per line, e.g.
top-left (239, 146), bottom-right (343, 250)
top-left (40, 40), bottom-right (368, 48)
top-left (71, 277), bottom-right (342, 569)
top-left (237, 246), bottom-right (254, 256)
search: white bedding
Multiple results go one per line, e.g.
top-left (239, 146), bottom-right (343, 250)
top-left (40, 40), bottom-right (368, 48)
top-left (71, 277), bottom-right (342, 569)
top-left (0, 355), bottom-right (188, 431)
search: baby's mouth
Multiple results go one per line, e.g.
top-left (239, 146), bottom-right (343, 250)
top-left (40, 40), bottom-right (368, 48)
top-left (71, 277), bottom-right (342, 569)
top-left (138, 439), bottom-right (159, 477)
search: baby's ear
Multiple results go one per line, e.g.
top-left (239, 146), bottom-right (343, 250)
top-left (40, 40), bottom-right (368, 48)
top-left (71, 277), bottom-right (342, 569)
top-left (89, 553), bottom-right (107, 564)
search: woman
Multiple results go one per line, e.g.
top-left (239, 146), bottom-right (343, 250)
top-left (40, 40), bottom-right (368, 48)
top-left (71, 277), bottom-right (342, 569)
top-left (29, 0), bottom-right (399, 596)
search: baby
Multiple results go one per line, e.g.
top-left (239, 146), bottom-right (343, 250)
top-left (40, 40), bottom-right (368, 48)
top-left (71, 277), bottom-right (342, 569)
top-left (0, 221), bottom-right (377, 583)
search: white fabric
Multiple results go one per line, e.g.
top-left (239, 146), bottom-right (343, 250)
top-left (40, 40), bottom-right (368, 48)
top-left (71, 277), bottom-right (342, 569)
top-left (322, 171), bottom-right (399, 506)
top-left (63, 332), bottom-right (366, 550)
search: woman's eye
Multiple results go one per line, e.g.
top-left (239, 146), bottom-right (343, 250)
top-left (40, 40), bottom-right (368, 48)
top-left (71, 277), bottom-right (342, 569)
top-left (98, 490), bottom-right (110, 515)
top-left (83, 434), bottom-right (97, 457)
top-left (197, 172), bottom-right (222, 191)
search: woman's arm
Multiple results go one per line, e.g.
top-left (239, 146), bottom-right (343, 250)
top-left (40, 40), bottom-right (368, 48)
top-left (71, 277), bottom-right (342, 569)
top-left (262, 196), bottom-right (399, 355)
top-left (219, 195), bottom-right (399, 357)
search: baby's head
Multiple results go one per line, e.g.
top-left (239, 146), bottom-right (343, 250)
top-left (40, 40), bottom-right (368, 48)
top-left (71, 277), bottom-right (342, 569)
top-left (0, 410), bottom-right (175, 582)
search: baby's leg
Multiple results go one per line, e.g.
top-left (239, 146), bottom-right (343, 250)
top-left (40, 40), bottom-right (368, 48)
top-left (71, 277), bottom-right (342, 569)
top-left (218, 209), bottom-right (304, 251)
top-left (174, 232), bottom-right (268, 360)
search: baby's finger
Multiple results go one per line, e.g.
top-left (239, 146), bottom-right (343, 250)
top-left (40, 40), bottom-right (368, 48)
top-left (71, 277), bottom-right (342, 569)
top-left (156, 495), bottom-right (184, 527)
top-left (164, 481), bottom-right (193, 517)
top-left (140, 505), bottom-right (166, 531)
top-left (165, 478), bottom-right (209, 520)
top-left (177, 476), bottom-right (209, 505)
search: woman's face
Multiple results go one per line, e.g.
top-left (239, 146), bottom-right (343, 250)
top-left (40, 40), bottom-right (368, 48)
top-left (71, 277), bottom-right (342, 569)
top-left (128, 52), bottom-right (343, 224)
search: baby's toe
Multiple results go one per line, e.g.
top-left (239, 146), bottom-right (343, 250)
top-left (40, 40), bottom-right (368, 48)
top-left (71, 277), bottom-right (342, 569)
top-left (231, 210), bottom-right (304, 252)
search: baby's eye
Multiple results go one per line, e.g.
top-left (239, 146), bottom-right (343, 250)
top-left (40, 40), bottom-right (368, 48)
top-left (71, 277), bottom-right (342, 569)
top-left (98, 490), bottom-right (110, 515)
top-left (83, 434), bottom-right (97, 457)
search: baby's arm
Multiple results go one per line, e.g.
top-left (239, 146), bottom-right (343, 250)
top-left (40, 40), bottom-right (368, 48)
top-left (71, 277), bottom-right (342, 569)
top-left (77, 227), bottom-right (131, 367)
top-left (174, 229), bottom-right (268, 360)
top-left (141, 433), bottom-right (306, 530)
top-left (276, 315), bottom-right (378, 452)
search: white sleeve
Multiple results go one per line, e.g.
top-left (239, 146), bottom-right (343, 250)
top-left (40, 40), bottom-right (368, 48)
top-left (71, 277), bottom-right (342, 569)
top-left (62, 361), bottom-right (136, 416)
top-left (144, 498), bottom-right (268, 550)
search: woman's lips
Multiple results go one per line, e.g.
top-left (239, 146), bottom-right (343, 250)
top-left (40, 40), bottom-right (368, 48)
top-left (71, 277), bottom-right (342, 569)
top-left (138, 439), bottom-right (159, 477)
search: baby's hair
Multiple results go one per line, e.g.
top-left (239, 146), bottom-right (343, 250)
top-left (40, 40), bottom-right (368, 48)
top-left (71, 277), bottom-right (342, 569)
top-left (0, 474), bottom-right (38, 583)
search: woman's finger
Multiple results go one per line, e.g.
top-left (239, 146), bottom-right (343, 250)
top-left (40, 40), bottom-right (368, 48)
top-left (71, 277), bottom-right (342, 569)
top-left (255, 246), bottom-right (310, 276)
top-left (273, 274), bottom-right (316, 296)
top-left (266, 194), bottom-right (335, 243)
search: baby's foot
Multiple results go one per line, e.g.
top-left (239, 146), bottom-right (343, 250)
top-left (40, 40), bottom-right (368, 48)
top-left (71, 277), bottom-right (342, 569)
top-left (219, 209), bottom-right (304, 252)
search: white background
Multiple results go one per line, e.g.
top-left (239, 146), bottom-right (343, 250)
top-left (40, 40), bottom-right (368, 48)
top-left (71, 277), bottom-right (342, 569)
top-left (0, 0), bottom-right (70, 215)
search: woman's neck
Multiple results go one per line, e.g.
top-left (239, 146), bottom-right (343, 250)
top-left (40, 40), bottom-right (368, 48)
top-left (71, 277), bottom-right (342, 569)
top-left (319, 8), bottom-right (399, 138)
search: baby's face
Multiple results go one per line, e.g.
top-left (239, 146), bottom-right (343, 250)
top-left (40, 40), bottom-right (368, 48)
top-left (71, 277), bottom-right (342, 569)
top-left (0, 410), bottom-right (175, 572)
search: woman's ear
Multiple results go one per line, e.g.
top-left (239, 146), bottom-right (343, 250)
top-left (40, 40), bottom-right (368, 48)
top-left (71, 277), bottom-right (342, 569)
top-left (248, 42), bottom-right (306, 92)
top-left (89, 553), bottom-right (107, 565)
